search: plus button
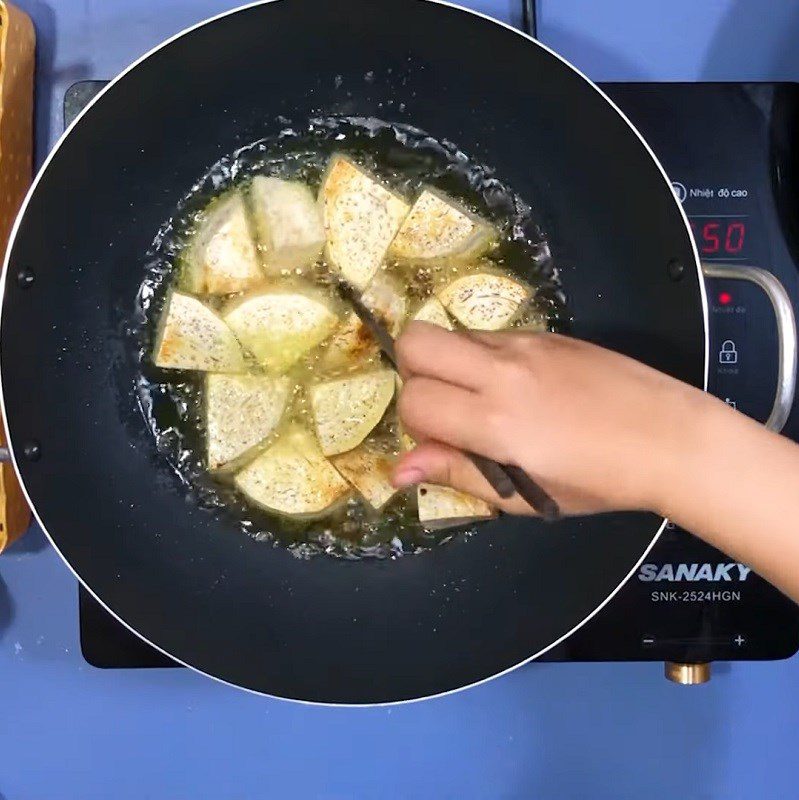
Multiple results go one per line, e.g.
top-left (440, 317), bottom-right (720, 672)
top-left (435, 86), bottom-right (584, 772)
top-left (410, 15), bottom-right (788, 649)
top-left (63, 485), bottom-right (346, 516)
top-left (734, 634), bottom-right (746, 646)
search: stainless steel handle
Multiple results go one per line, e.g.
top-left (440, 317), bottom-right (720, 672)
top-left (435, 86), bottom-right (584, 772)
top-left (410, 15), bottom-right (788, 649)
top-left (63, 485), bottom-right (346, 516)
top-left (701, 263), bottom-right (798, 432)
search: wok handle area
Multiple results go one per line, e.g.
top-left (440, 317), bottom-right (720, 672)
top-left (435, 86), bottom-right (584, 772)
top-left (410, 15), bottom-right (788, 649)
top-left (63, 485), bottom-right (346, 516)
top-left (666, 264), bottom-right (796, 686)
top-left (701, 262), bottom-right (798, 433)
top-left (0, 1), bottom-right (35, 552)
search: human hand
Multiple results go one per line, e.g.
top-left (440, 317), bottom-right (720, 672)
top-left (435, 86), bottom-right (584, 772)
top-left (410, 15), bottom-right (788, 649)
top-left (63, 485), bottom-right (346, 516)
top-left (392, 321), bottom-right (720, 516)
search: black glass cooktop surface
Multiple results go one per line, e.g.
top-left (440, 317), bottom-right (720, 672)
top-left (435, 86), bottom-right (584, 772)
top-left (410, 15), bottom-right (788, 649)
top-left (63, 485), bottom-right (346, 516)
top-left (69, 80), bottom-right (799, 669)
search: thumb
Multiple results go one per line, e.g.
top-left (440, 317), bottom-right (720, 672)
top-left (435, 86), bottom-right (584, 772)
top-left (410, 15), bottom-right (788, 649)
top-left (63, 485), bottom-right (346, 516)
top-left (391, 442), bottom-right (538, 515)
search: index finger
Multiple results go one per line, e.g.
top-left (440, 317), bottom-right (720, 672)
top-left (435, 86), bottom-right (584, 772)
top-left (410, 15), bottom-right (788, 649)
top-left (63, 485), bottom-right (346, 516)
top-left (395, 320), bottom-right (495, 391)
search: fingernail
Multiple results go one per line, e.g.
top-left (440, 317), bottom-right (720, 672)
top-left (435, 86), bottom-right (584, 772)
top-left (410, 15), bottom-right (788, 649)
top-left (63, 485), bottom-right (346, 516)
top-left (392, 467), bottom-right (425, 488)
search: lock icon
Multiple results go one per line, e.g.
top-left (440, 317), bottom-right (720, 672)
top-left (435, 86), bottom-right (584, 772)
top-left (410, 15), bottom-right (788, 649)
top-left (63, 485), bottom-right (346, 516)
top-left (719, 340), bottom-right (738, 365)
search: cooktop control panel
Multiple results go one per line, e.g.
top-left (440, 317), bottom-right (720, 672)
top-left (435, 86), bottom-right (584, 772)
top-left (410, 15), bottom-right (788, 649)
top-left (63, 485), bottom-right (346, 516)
top-left (544, 83), bottom-right (799, 665)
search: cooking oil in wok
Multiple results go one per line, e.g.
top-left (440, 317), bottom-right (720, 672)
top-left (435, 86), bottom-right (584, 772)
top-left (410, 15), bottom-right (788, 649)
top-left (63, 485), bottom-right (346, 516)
top-left (133, 116), bottom-right (567, 559)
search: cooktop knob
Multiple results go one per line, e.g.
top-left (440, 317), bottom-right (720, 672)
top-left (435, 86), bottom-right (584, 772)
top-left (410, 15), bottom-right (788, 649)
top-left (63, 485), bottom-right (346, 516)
top-left (665, 662), bottom-right (711, 684)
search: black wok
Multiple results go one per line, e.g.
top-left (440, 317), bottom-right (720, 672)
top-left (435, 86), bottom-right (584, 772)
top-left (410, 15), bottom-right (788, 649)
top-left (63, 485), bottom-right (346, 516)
top-left (0, 0), bottom-right (705, 703)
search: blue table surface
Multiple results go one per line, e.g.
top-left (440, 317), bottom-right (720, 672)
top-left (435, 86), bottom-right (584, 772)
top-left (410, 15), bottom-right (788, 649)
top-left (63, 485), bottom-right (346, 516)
top-left (4, 1), bottom-right (799, 798)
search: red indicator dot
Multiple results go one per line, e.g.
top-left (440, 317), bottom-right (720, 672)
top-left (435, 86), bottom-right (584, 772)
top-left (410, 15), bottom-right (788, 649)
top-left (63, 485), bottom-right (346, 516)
top-left (718, 291), bottom-right (733, 306)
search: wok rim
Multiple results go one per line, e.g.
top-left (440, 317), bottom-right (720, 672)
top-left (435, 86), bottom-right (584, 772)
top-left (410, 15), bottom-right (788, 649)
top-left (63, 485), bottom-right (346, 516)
top-left (0, 0), bottom-right (708, 706)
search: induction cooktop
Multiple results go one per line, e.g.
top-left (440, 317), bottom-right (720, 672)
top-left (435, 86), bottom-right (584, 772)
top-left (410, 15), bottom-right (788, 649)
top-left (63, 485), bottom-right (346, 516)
top-left (69, 79), bottom-right (799, 683)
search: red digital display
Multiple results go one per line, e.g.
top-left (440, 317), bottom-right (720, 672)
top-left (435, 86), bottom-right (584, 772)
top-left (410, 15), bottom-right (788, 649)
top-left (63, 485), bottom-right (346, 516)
top-left (688, 217), bottom-right (747, 256)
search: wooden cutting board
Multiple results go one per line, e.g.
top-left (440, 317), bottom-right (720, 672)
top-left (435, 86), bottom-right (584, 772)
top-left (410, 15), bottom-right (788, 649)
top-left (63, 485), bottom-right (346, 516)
top-left (0, 1), bottom-right (34, 551)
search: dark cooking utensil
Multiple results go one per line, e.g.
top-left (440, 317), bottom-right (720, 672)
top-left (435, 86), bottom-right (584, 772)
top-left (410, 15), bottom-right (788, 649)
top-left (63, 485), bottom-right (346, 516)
top-left (1, 0), bottom-right (706, 703)
top-left (502, 464), bottom-right (561, 521)
top-left (336, 278), bottom-right (561, 518)
top-left (334, 279), bottom-right (401, 371)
